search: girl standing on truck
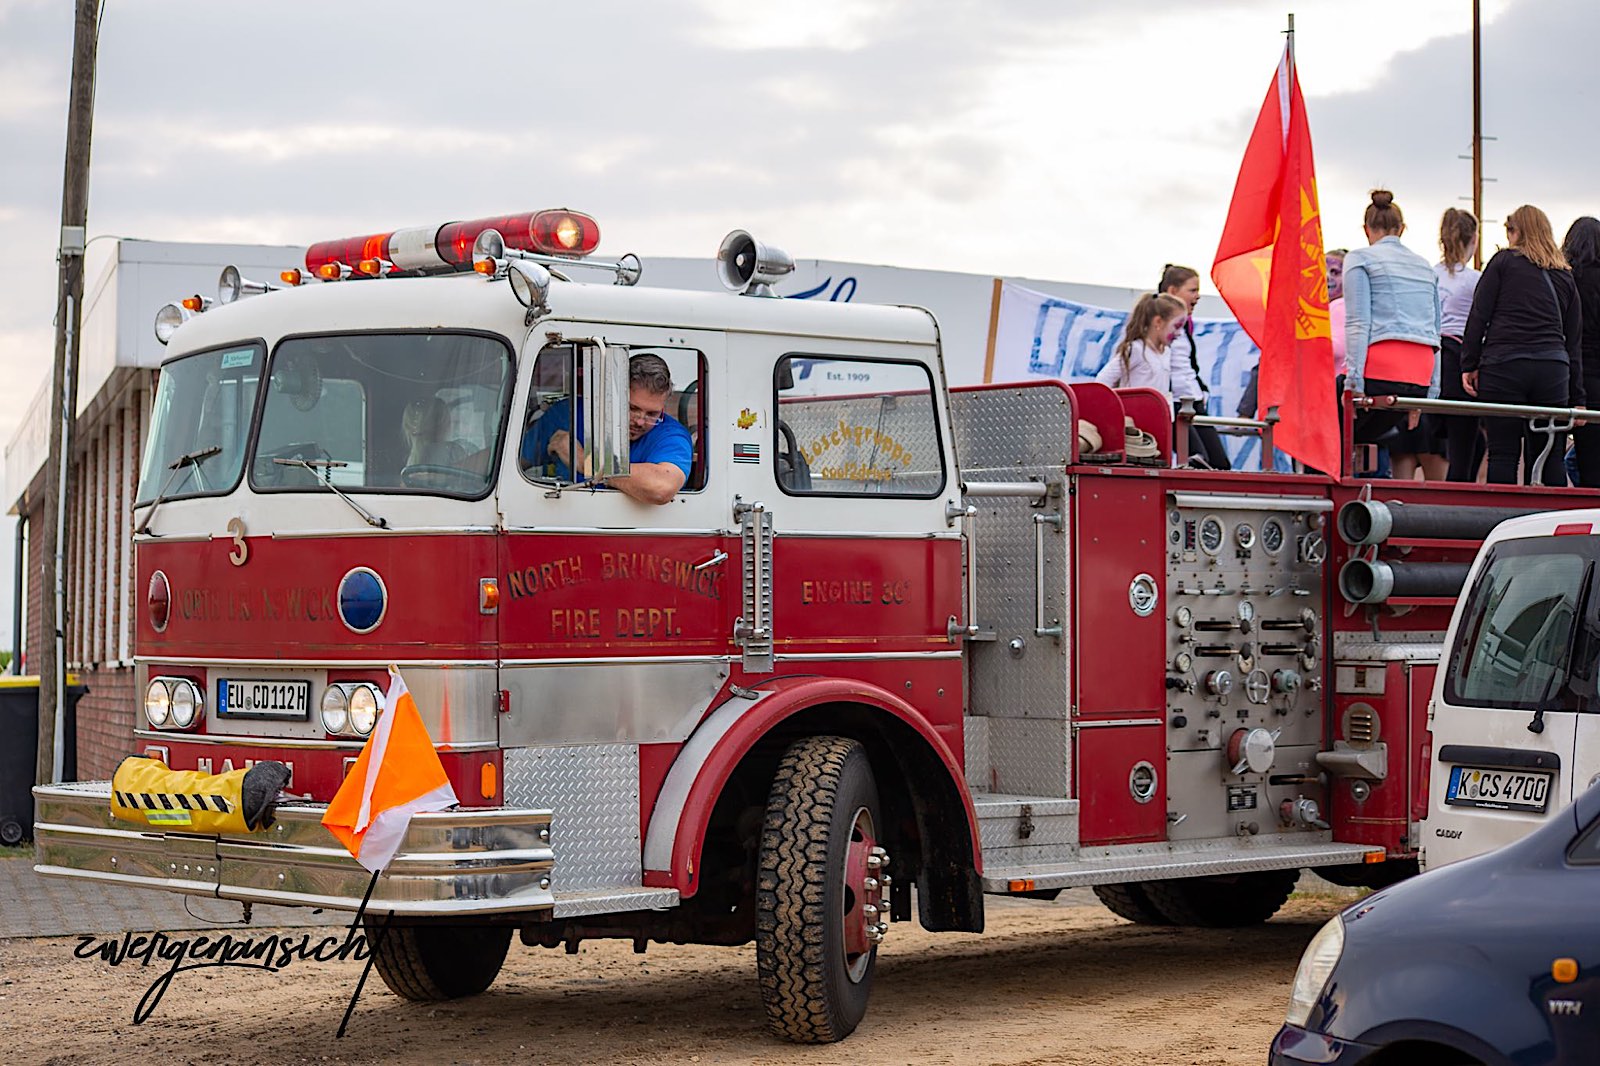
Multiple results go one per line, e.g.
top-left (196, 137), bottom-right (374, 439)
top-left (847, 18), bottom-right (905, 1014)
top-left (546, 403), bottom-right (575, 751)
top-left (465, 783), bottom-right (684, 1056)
top-left (1563, 216), bottom-right (1600, 487)
top-left (1461, 204), bottom-right (1583, 485)
top-left (1342, 190), bottom-right (1441, 450)
top-left (1096, 292), bottom-right (1188, 394)
top-left (1436, 209), bottom-right (1484, 481)
top-left (1160, 265), bottom-right (1231, 469)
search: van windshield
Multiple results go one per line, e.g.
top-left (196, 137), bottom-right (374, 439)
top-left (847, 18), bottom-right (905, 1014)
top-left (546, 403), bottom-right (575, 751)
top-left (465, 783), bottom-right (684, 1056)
top-left (1445, 536), bottom-right (1600, 712)
top-left (137, 343), bottom-right (263, 505)
top-left (250, 332), bottom-right (512, 499)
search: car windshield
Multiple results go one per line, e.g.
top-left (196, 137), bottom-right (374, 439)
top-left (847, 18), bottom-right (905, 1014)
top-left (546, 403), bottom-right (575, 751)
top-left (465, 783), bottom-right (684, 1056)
top-left (1445, 536), bottom-right (1600, 712)
top-left (251, 332), bottom-right (512, 498)
top-left (137, 343), bottom-right (263, 505)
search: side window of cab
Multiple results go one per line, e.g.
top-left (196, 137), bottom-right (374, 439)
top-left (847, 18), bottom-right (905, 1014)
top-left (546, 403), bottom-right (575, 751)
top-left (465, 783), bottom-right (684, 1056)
top-left (518, 342), bottom-right (709, 492)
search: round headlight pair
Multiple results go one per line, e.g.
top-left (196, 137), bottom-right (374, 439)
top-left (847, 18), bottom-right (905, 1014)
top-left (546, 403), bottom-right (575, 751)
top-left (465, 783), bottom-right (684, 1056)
top-left (321, 683), bottom-right (380, 737)
top-left (145, 677), bottom-right (202, 730)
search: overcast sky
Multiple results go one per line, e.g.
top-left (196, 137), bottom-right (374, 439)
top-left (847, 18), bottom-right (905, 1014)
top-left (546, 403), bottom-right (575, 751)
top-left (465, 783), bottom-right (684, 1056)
top-left (0, 0), bottom-right (1592, 647)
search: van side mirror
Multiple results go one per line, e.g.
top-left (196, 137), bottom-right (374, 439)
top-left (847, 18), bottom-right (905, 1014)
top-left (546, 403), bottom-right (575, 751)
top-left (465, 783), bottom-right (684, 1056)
top-left (582, 342), bottom-right (632, 481)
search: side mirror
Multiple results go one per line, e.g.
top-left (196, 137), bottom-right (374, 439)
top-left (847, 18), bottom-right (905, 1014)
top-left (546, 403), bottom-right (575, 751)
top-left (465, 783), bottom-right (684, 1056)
top-left (582, 342), bottom-right (632, 482)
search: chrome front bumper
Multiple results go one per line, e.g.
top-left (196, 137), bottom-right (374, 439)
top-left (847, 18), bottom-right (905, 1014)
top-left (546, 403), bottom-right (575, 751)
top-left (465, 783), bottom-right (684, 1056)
top-left (32, 781), bottom-right (557, 917)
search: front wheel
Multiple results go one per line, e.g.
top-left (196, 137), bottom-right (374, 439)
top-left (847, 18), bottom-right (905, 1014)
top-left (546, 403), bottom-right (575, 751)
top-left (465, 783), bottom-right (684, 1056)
top-left (756, 736), bottom-right (889, 1043)
top-left (364, 920), bottom-right (511, 1001)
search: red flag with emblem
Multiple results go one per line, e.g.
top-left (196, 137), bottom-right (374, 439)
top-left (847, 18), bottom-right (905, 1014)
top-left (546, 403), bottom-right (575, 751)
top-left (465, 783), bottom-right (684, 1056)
top-left (1212, 42), bottom-right (1337, 475)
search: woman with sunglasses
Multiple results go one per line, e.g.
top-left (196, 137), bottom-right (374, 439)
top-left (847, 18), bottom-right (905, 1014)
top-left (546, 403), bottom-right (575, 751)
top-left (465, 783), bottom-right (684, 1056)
top-left (1461, 205), bottom-right (1583, 485)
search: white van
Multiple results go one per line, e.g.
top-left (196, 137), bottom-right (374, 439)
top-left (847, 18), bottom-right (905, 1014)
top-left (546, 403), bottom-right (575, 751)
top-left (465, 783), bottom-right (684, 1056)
top-left (1424, 508), bottom-right (1600, 870)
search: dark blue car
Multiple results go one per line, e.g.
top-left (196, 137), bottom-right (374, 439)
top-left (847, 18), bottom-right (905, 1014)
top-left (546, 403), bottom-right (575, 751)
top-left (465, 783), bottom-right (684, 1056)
top-left (1271, 779), bottom-right (1600, 1065)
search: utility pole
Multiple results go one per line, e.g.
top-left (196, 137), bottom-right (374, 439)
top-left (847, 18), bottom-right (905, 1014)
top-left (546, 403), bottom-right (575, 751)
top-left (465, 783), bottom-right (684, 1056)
top-left (1472, 0), bottom-right (1483, 269)
top-left (38, 0), bottom-right (101, 786)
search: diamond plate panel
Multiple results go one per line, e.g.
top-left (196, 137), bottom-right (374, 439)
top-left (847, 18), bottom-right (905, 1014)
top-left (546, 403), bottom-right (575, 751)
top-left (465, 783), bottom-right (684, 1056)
top-left (974, 795), bottom-right (1080, 850)
top-left (504, 744), bottom-right (640, 891)
top-left (949, 384), bottom-right (1074, 473)
top-left (963, 715), bottom-right (991, 793)
top-left (987, 717), bottom-right (1070, 797)
top-left (982, 838), bottom-right (1374, 891)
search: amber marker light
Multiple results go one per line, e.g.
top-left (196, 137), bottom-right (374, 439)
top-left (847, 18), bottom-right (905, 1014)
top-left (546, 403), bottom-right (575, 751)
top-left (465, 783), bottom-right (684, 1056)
top-left (317, 263), bottom-right (345, 280)
top-left (479, 577), bottom-right (500, 614)
top-left (1553, 958), bottom-right (1579, 983)
top-left (357, 258), bottom-right (386, 276)
top-left (1008, 878), bottom-right (1036, 892)
top-left (180, 296), bottom-right (205, 312)
top-left (480, 761), bottom-right (498, 801)
top-left (1363, 849), bottom-right (1387, 864)
top-left (280, 269), bottom-right (304, 286)
top-left (473, 258), bottom-right (497, 275)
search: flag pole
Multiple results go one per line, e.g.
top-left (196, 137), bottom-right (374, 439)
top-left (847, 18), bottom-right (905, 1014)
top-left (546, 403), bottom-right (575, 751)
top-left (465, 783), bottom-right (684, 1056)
top-left (1285, 12), bottom-right (1294, 64)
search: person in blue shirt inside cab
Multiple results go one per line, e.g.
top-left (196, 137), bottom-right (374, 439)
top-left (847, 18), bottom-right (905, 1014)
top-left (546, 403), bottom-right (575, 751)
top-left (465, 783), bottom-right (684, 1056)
top-left (520, 353), bottom-right (693, 505)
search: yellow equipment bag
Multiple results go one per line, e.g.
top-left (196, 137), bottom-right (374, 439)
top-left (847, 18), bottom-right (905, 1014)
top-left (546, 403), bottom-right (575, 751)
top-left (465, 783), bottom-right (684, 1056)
top-left (110, 756), bottom-right (264, 834)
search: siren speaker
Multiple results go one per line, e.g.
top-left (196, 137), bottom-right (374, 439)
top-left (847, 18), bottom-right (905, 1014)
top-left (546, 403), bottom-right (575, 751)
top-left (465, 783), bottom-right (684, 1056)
top-left (716, 230), bottom-right (794, 295)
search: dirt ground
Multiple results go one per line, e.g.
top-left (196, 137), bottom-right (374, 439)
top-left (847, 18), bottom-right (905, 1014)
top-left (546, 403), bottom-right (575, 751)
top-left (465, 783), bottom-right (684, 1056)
top-left (0, 893), bottom-right (1346, 1066)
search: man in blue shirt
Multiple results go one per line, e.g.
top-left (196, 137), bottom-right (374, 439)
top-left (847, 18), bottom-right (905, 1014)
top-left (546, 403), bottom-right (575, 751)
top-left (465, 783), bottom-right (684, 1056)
top-left (520, 353), bottom-right (693, 505)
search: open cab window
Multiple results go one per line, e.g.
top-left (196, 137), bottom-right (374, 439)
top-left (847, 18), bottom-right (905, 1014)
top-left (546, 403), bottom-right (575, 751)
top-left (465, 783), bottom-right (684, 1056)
top-left (518, 342), bottom-right (708, 493)
top-left (249, 331), bottom-right (512, 499)
top-left (1445, 536), bottom-right (1600, 713)
top-left (137, 342), bottom-right (264, 505)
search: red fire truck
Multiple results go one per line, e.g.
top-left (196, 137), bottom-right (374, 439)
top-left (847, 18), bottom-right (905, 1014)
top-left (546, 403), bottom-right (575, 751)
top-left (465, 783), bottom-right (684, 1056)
top-left (31, 209), bottom-right (1594, 1042)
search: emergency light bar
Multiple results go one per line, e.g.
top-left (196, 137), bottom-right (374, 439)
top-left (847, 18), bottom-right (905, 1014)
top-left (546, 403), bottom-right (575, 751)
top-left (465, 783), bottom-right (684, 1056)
top-left (304, 209), bottom-right (601, 279)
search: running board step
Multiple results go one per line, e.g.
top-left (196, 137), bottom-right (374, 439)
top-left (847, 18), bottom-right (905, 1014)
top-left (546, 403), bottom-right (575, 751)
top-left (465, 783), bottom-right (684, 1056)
top-left (982, 839), bottom-right (1379, 893)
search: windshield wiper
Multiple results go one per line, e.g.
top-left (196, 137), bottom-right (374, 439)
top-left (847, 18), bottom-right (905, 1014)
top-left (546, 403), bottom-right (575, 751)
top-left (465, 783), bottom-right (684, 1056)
top-left (272, 457), bottom-right (388, 529)
top-left (134, 446), bottom-right (222, 536)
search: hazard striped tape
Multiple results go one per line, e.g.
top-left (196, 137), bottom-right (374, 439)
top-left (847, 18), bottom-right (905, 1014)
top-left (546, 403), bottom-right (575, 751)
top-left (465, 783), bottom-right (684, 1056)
top-left (114, 790), bottom-right (232, 813)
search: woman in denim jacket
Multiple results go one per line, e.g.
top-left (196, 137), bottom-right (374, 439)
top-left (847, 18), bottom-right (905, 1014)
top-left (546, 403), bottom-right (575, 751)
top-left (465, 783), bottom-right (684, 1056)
top-left (1342, 190), bottom-right (1441, 451)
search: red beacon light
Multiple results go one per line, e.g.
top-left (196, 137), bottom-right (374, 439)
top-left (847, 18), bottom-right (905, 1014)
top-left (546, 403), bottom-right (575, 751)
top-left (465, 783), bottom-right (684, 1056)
top-left (303, 210), bottom-right (603, 279)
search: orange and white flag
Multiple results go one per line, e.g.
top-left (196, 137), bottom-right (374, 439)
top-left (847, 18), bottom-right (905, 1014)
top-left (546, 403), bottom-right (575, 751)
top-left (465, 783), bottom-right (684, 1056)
top-left (322, 667), bottom-right (458, 873)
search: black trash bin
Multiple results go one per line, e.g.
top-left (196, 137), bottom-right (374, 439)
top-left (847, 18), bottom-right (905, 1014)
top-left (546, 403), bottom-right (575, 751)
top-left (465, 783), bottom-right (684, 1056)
top-left (0, 676), bottom-right (88, 845)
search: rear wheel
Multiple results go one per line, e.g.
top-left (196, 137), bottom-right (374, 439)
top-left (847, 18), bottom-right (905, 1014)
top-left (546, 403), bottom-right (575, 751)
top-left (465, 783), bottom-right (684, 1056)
top-left (1092, 882), bottom-right (1173, 925)
top-left (364, 920), bottom-right (511, 1001)
top-left (1143, 869), bottom-right (1299, 927)
top-left (756, 736), bottom-right (888, 1043)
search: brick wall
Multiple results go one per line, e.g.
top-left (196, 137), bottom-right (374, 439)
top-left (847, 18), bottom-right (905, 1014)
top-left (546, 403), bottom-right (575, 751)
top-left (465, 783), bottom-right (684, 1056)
top-left (20, 373), bottom-right (151, 781)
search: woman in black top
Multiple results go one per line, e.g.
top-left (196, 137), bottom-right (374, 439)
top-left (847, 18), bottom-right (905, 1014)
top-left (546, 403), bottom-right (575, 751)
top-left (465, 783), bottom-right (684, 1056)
top-left (1460, 204), bottom-right (1583, 485)
top-left (1564, 217), bottom-right (1600, 487)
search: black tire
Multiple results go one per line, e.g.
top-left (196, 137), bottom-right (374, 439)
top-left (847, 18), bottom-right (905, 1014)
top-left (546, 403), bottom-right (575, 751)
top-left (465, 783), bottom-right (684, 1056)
top-left (0, 819), bottom-right (24, 846)
top-left (363, 920), bottom-right (511, 1001)
top-left (757, 736), bottom-right (883, 1043)
top-left (1092, 882), bottom-right (1173, 925)
top-left (1142, 868), bottom-right (1299, 927)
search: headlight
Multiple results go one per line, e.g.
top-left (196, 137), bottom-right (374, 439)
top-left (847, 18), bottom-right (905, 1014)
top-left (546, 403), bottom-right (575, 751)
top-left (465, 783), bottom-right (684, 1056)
top-left (168, 680), bottom-right (201, 729)
top-left (348, 685), bottom-right (380, 736)
top-left (1285, 916), bottom-right (1346, 1027)
top-left (144, 679), bottom-right (172, 728)
top-left (320, 685), bottom-right (349, 736)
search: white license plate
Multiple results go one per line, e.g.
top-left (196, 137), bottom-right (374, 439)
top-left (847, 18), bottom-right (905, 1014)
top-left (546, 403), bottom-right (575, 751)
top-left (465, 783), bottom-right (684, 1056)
top-left (1445, 764), bottom-right (1554, 813)
top-left (218, 679), bottom-right (311, 720)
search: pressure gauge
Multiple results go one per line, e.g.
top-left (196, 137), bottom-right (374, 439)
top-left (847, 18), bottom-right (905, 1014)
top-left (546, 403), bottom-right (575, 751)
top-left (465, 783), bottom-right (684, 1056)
top-left (1235, 521), bottom-right (1257, 550)
top-left (1261, 517), bottom-right (1286, 554)
top-left (1199, 515), bottom-right (1225, 556)
top-left (1174, 651), bottom-right (1193, 673)
top-left (1237, 601), bottom-right (1256, 624)
top-left (1174, 606), bottom-right (1193, 628)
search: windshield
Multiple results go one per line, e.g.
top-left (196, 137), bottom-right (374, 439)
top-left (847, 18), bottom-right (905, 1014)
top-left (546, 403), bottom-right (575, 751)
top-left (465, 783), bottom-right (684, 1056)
top-left (137, 343), bottom-right (262, 505)
top-left (1445, 536), bottom-right (1600, 712)
top-left (251, 332), bottom-right (512, 498)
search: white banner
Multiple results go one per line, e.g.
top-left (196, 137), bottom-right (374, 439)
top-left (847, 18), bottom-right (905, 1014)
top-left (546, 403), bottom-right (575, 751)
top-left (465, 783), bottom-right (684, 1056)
top-left (988, 281), bottom-right (1282, 469)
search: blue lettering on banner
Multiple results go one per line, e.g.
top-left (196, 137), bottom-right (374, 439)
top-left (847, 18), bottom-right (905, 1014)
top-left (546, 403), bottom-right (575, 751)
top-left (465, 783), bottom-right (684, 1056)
top-left (790, 276), bottom-right (858, 302)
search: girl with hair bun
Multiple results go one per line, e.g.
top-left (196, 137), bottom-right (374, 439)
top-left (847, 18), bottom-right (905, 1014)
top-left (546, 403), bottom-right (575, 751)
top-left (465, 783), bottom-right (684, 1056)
top-left (1461, 203), bottom-right (1583, 485)
top-left (1435, 208), bottom-right (1483, 480)
top-left (1563, 215), bottom-right (1600, 486)
top-left (1342, 190), bottom-right (1443, 459)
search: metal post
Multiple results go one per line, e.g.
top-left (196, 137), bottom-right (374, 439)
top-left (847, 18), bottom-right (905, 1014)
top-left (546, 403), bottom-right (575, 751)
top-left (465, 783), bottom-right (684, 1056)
top-left (38, 0), bottom-right (100, 786)
top-left (1472, 0), bottom-right (1483, 269)
top-left (11, 516), bottom-right (24, 675)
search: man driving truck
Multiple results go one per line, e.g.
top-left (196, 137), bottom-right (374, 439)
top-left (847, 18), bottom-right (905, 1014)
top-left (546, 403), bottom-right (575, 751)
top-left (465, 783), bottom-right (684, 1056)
top-left (519, 353), bottom-right (692, 505)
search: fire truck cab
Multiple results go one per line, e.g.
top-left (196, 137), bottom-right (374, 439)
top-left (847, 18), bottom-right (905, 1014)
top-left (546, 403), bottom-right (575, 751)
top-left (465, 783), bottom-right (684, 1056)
top-left (32, 212), bottom-right (1598, 1043)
